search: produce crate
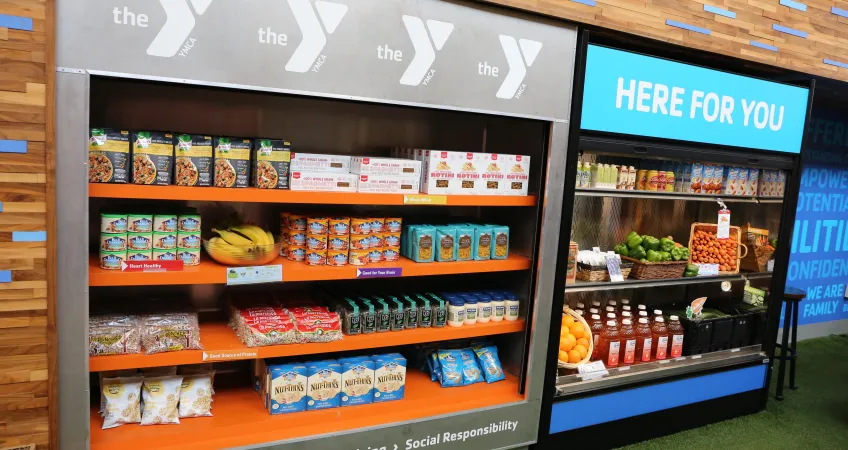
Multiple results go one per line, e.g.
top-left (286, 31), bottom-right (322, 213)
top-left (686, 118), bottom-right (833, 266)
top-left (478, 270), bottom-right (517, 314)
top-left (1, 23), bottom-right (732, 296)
top-left (576, 260), bottom-right (633, 282)
top-left (557, 307), bottom-right (594, 369)
top-left (720, 302), bottom-right (768, 347)
top-left (688, 223), bottom-right (748, 275)
top-left (620, 256), bottom-right (686, 280)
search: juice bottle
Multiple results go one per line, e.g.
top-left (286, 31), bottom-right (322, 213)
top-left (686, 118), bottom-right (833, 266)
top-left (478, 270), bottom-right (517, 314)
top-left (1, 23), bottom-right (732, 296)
top-left (652, 317), bottom-right (669, 360)
top-left (598, 320), bottom-right (622, 367)
top-left (651, 309), bottom-right (664, 325)
top-left (607, 300), bottom-right (618, 311)
top-left (605, 306), bottom-right (616, 318)
top-left (636, 304), bottom-right (647, 317)
top-left (589, 314), bottom-right (604, 360)
top-left (634, 318), bottom-right (653, 363)
top-left (621, 305), bottom-right (632, 315)
top-left (667, 315), bottom-right (685, 358)
top-left (621, 311), bottom-right (632, 321)
top-left (591, 300), bottom-right (601, 310)
top-left (620, 319), bottom-right (637, 365)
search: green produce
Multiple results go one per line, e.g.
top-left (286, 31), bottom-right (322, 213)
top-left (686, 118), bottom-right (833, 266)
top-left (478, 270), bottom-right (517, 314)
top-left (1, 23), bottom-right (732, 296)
top-left (625, 231), bottom-right (640, 242)
top-left (659, 237), bottom-right (675, 252)
top-left (628, 245), bottom-right (647, 260)
top-left (680, 248), bottom-right (690, 260)
top-left (658, 251), bottom-right (671, 261)
top-left (646, 249), bottom-right (663, 263)
top-left (642, 236), bottom-right (660, 251)
top-left (683, 264), bottom-right (699, 277)
top-left (626, 234), bottom-right (643, 249)
top-left (614, 243), bottom-right (629, 256)
top-left (670, 247), bottom-right (684, 261)
top-left (769, 238), bottom-right (778, 248)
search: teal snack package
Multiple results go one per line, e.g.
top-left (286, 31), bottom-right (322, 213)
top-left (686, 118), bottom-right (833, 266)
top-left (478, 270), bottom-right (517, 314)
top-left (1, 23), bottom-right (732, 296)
top-left (454, 224), bottom-right (475, 261)
top-left (437, 350), bottom-right (463, 387)
top-left (459, 349), bottom-right (485, 385)
top-left (472, 225), bottom-right (494, 261)
top-left (435, 226), bottom-right (457, 262)
top-left (427, 351), bottom-right (441, 382)
top-left (489, 225), bottom-right (510, 260)
top-left (473, 345), bottom-right (506, 383)
top-left (410, 226), bottom-right (436, 263)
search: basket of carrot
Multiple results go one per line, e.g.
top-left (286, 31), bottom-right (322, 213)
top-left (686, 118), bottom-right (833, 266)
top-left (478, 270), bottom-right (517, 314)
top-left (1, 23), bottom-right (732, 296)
top-left (688, 223), bottom-right (748, 275)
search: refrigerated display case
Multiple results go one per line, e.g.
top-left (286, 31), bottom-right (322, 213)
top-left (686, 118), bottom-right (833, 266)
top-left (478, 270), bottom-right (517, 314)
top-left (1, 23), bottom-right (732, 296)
top-left (55, 1), bottom-right (578, 449)
top-left (536, 30), bottom-right (812, 448)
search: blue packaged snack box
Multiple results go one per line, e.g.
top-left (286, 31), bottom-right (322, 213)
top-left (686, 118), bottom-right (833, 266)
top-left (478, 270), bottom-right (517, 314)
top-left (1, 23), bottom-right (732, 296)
top-left (372, 353), bottom-right (407, 402)
top-left (306, 360), bottom-right (342, 410)
top-left (339, 357), bottom-right (375, 407)
top-left (267, 363), bottom-right (308, 414)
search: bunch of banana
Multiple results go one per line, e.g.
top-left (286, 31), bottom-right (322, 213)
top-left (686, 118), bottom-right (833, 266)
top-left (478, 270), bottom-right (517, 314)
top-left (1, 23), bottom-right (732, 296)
top-left (209, 225), bottom-right (276, 261)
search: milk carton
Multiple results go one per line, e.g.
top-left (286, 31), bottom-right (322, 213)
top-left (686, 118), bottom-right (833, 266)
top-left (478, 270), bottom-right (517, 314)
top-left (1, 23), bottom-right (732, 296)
top-left (478, 153), bottom-right (507, 195)
top-left (503, 154), bottom-right (531, 196)
top-left (339, 357), bottom-right (375, 407)
top-left (306, 360), bottom-right (342, 410)
top-left (372, 353), bottom-right (406, 403)
top-left (746, 169), bottom-right (759, 197)
top-left (736, 168), bottom-right (749, 196)
top-left (701, 165), bottom-right (714, 194)
top-left (267, 363), bottom-right (308, 414)
top-left (777, 170), bottom-right (786, 197)
top-left (723, 167), bottom-right (739, 195)
top-left (688, 163), bottom-right (703, 193)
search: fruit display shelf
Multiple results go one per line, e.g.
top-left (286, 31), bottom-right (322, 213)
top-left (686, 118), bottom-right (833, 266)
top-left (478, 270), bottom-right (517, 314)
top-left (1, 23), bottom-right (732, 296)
top-left (89, 320), bottom-right (526, 372)
top-left (89, 371), bottom-right (523, 450)
top-left (89, 183), bottom-right (538, 207)
top-left (89, 254), bottom-right (532, 286)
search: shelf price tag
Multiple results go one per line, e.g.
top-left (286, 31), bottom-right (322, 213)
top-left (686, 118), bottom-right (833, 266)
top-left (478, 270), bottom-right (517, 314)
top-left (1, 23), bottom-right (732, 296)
top-left (577, 360), bottom-right (609, 380)
top-left (202, 350), bottom-right (258, 362)
top-left (404, 194), bottom-right (447, 205)
top-left (717, 200), bottom-right (730, 239)
top-left (767, 260), bottom-right (775, 272)
top-left (356, 267), bottom-right (402, 279)
top-left (605, 252), bottom-right (624, 282)
top-left (696, 263), bottom-right (719, 277)
top-left (225, 264), bottom-right (283, 285)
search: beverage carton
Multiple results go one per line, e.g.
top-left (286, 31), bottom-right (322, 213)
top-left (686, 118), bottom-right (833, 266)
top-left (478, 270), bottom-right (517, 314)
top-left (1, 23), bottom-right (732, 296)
top-left (723, 167), bottom-right (739, 195)
top-left (688, 163), bottom-right (703, 193)
top-left (700, 165), bottom-right (714, 194)
top-left (502, 154), bottom-right (531, 196)
top-left (746, 169), bottom-right (759, 197)
top-left (736, 168), bottom-right (749, 196)
top-left (777, 170), bottom-right (786, 197)
top-left (710, 165), bottom-right (724, 195)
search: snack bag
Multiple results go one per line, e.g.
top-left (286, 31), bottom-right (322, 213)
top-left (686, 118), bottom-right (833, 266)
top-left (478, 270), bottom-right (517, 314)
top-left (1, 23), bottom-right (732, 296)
top-left (435, 226), bottom-right (456, 262)
top-left (438, 350), bottom-right (463, 387)
top-left (179, 371), bottom-right (215, 418)
top-left (410, 226), bottom-right (436, 263)
top-left (459, 349), bottom-right (484, 385)
top-left (141, 376), bottom-right (184, 425)
top-left (473, 345), bottom-right (506, 383)
top-left (490, 225), bottom-right (510, 260)
top-left (101, 376), bottom-right (143, 429)
top-left (454, 224), bottom-right (474, 261)
top-left (473, 225), bottom-right (493, 261)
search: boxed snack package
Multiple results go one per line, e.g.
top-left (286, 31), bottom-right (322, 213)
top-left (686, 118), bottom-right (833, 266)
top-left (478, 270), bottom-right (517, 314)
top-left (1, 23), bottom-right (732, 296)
top-left (289, 171), bottom-right (358, 192)
top-left (267, 363), bottom-right (308, 414)
top-left (174, 134), bottom-right (213, 187)
top-left (339, 357), bottom-right (375, 406)
top-left (759, 170), bottom-right (775, 197)
top-left (372, 353), bottom-right (406, 403)
top-left (418, 149), bottom-right (459, 195)
top-left (132, 131), bottom-right (174, 186)
top-left (351, 157), bottom-right (421, 177)
top-left (478, 153), bottom-right (507, 195)
top-left (253, 139), bottom-right (291, 189)
top-left (306, 360), bottom-right (342, 410)
top-left (454, 152), bottom-right (483, 195)
top-left (290, 152), bottom-right (351, 173)
top-left (503, 154), bottom-right (531, 196)
top-left (356, 174), bottom-right (420, 194)
top-left (89, 128), bottom-right (130, 183)
top-left (213, 137), bottom-right (252, 188)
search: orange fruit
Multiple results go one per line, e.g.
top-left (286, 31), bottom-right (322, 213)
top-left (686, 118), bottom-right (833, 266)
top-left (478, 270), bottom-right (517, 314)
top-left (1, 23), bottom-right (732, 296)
top-left (560, 337), bottom-right (574, 352)
top-left (568, 349), bottom-right (582, 363)
top-left (574, 344), bottom-right (588, 359)
top-left (563, 333), bottom-right (576, 349)
top-left (560, 327), bottom-right (569, 337)
top-left (570, 324), bottom-right (585, 340)
top-left (559, 350), bottom-right (569, 362)
top-left (577, 337), bottom-right (590, 348)
top-left (562, 315), bottom-right (576, 327)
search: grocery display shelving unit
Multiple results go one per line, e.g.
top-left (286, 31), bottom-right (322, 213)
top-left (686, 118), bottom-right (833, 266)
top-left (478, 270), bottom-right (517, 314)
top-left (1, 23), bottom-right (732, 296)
top-left (534, 29), bottom-right (813, 449)
top-left (55, 1), bottom-right (578, 449)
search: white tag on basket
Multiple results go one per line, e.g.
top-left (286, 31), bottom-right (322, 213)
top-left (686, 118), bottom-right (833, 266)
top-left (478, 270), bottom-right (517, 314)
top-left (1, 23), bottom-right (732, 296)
top-left (578, 360), bottom-right (609, 380)
top-left (717, 208), bottom-right (730, 240)
top-left (605, 253), bottom-right (624, 282)
top-left (696, 264), bottom-right (719, 276)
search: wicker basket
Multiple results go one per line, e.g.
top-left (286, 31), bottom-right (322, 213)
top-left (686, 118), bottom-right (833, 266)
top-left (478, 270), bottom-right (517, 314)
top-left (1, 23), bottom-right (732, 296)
top-left (688, 223), bottom-right (749, 275)
top-left (621, 255), bottom-right (687, 279)
top-left (557, 307), bottom-right (594, 369)
top-left (576, 261), bottom-right (633, 282)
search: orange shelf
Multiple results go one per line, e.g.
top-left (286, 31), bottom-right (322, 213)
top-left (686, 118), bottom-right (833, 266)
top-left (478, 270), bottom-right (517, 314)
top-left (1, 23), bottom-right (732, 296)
top-left (90, 371), bottom-right (523, 450)
top-left (89, 320), bottom-right (526, 372)
top-left (89, 183), bottom-right (538, 207)
top-left (89, 254), bottom-right (531, 286)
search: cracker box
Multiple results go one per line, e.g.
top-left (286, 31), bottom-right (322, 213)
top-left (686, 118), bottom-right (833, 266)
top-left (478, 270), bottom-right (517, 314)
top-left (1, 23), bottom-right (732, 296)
top-left (503, 154), bottom-right (531, 196)
top-left (736, 168), bottom-right (749, 196)
top-left (356, 174), bottom-right (420, 194)
top-left (289, 152), bottom-right (351, 173)
top-left (478, 153), bottom-right (507, 195)
top-left (371, 353), bottom-right (406, 403)
top-left (418, 150), bottom-right (459, 195)
top-left (351, 157), bottom-right (421, 177)
top-left (777, 170), bottom-right (786, 197)
top-left (267, 363), bottom-right (308, 414)
top-left (454, 152), bottom-right (483, 195)
top-left (688, 162), bottom-right (703, 193)
top-left (306, 360), bottom-right (342, 410)
top-left (339, 357), bottom-right (375, 407)
top-left (745, 169), bottom-right (759, 197)
top-left (289, 171), bottom-right (358, 192)
top-left (722, 166), bottom-right (739, 196)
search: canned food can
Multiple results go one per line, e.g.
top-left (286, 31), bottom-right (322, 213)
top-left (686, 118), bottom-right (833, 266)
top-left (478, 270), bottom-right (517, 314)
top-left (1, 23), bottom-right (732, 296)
top-left (646, 170), bottom-right (659, 191)
top-left (178, 215), bottom-right (202, 233)
top-left (153, 231), bottom-right (178, 250)
top-left (664, 171), bottom-right (675, 192)
top-left (385, 218), bottom-right (403, 233)
top-left (636, 170), bottom-right (648, 191)
top-left (288, 214), bottom-right (307, 231)
top-left (305, 249), bottom-right (327, 266)
top-left (280, 212), bottom-right (290, 230)
top-left (368, 247), bottom-right (383, 263)
top-left (127, 214), bottom-right (153, 233)
top-left (99, 250), bottom-right (126, 270)
top-left (177, 232), bottom-right (201, 249)
top-left (327, 249), bottom-right (347, 266)
top-left (177, 247), bottom-right (201, 266)
top-left (153, 249), bottom-right (177, 261)
top-left (369, 218), bottom-right (385, 234)
top-left (369, 233), bottom-right (384, 249)
top-left (287, 230), bottom-right (306, 246)
top-left (100, 233), bottom-right (127, 252)
top-left (127, 233), bottom-right (153, 251)
top-left (657, 171), bottom-right (667, 191)
top-left (101, 214), bottom-right (128, 234)
top-left (307, 217), bottom-right (329, 235)
top-left (383, 248), bottom-right (400, 262)
top-left (349, 249), bottom-right (369, 266)
top-left (350, 234), bottom-right (371, 250)
top-left (306, 233), bottom-right (328, 250)
top-left (287, 246), bottom-right (306, 262)
top-left (328, 235), bottom-right (350, 251)
top-left (383, 232), bottom-right (401, 249)
top-left (154, 215), bottom-right (178, 232)
top-left (329, 217), bottom-right (351, 235)
top-left (127, 250), bottom-right (152, 261)
top-left (350, 218), bottom-right (371, 235)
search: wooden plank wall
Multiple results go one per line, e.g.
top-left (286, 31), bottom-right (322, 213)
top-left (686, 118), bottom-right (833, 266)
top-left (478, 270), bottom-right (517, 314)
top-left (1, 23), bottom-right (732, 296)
top-left (483, 0), bottom-right (848, 81)
top-left (0, 0), bottom-right (55, 448)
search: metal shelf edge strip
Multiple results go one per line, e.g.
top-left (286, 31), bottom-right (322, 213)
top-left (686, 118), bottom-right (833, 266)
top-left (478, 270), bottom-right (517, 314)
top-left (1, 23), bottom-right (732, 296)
top-left (565, 274), bottom-right (744, 293)
top-left (575, 188), bottom-right (781, 204)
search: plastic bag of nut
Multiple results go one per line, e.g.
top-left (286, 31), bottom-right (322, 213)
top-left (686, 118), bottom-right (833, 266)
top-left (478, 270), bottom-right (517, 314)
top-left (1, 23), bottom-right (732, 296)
top-left (141, 312), bottom-right (202, 354)
top-left (287, 306), bottom-right (342, 343)
top-left (89, 314), bottom-right (141, 356)
top-left (231, 306), bottom-right (298, 347)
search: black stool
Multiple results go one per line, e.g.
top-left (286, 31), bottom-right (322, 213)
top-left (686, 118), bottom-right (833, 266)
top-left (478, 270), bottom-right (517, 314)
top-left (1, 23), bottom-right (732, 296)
top-left (775, 286), bottom-right (805, 401)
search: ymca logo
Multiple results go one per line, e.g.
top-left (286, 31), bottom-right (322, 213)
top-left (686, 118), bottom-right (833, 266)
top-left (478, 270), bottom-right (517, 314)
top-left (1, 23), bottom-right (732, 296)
top-left (496, 35), bottom-right (542, 99)
top-left (147, 0), bottom-right (212, 57)
top-left (400, 16), bottom-right (454, 86)
top-left (286, 0), bottom-right (348, 73)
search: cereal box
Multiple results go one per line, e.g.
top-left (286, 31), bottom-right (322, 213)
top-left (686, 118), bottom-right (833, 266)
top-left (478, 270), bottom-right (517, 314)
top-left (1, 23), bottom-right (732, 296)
top-left (454, 152), bottom-right (483, 195)
top-left (356, 174), bottom-right (420, 194)
top-left (339, 357), bottom-right (375, 407)
top-left (267, 363), bottom-right (308, 414)
top-left (350, 157), bottom-right (421, 177)
top-left (478, 153), bottom-right (507, 195)
top-left (723, 167), bottom-right (739, 195)
top-left (289, 171), bottom-right (358, 192)
top-left (503, 154), bottom-right (531, 196)
top-left (736, 168), bottom-right (749, 197)
top-left (746, 169), bottom-right (759, 197)
top-left (306, 360), bottom-right (342, 410)
top-left (688, 163), bottom-right (703, 193)
top-left (419, 150), bottom-right (459, 195)
top-left (289, 153), bottom-right (351, 173)
top-left (371, 353), bottom-right (406, 403)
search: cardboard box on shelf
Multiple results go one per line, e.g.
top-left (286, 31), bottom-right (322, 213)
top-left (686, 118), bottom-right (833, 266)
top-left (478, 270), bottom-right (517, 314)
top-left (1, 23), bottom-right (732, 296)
top-left (454, 152), bottom-right (483, 195)
top-left (502, 154), bottom-right (531, 196)
top-left (351, 157), bottom-right (421, 177)
top-left (688, 162), bottom-right (703, 193)
top-left (478, 153), bottom-right (507, 195)
top-left (289, 171), bottom-right (358, 192)
top-left (722, 166), bottom-right (739, 196)
top-left (745, 169), bottom-right (759, 197)
top-left (356, 174), bottom-right (420, 194)
top-left (736, 168), bottom-right (749, 196)
top-left (418, 149), bottom-right (459, 195)
top-left (290, 153), bottom-right (351, 173)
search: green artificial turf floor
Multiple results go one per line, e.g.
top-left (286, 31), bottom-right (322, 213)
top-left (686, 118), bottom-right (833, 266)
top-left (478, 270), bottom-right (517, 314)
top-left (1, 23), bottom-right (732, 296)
top-left (619, 334), bottom-right (848, 450)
